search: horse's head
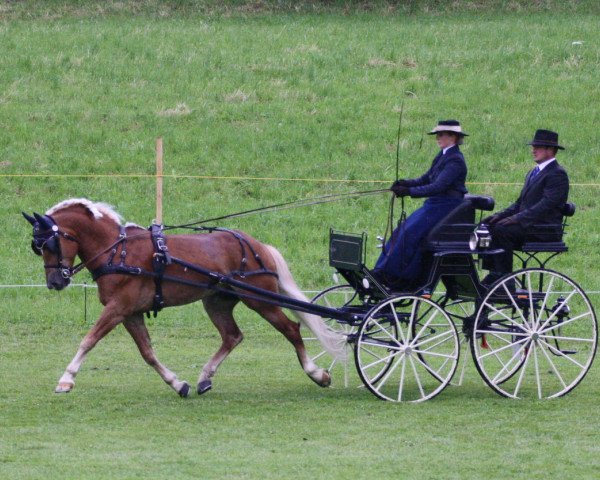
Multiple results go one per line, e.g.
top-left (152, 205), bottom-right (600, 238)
top-left (23, 211), bottom-right (78, 290)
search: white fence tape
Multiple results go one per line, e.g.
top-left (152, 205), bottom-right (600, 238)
top-left (1, 284), bottom-right (599, 294)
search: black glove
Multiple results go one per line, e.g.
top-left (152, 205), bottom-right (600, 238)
top-left (391, 184), bottom-right (410, 197)
top-left (391, 179), bottom-right (411, 188)
top-left (482, 215), bottom-right (500, 225)
top-left (496, 216), bottom-right (518, 226)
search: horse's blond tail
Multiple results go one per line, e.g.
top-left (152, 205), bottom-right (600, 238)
top-left (265, 245), bottom-right (347, 362)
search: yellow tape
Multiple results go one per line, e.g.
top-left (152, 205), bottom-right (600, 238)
top-left (0, 173), bottom-right (597, 187)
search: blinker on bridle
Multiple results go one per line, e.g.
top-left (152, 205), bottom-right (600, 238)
top-left (25, 212), bottom-right (79, 279)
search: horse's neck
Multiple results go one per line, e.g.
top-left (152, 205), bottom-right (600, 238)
top-left (60, 213), bottom-right (122, 264)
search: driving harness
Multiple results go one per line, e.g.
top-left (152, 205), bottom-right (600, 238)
top-left (89, 225), bottom-right (278, 318)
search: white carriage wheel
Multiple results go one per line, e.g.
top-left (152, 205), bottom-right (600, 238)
top-left (471, 268), bottom-right (598, 399)
top-left (438, 296), bottom-right (476, 386)
top-left (354, 295), bottom-right (460, 403)
top-left (301, 284), bottom-right (360, 387)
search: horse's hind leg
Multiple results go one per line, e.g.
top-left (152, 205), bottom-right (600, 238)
top-left (198, 294), bottom-right (243, 395)
top-left (123, 314), bottom-right (190, 397)
top-left (249, 303), bottom-right (331, 388)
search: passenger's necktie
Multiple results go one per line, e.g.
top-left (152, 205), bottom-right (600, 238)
top-left (528, 166), bottom-right (540, 185)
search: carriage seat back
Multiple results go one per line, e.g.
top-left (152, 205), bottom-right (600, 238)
top-left (424, 195), bottom-right (495, 250)
top-left (520, 202), bottom-right (575, 253)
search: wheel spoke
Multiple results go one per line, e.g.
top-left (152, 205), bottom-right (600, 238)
top-left (538, 289), bottom-right (578, 331)
top-left (540, 311), bottom-right (593, 335)
top-left (373, 353), bottom-right (404, 395)
top-left (476, 328), bottom-right (529, 339)
top-left (412, 308), bottom-right (443, 344)
top-left (538, 333), bottom-right (595, 344)
top-left (479, 335), bottom-right (529, 360)
top-left (359, 337), bottom-right (402, 352)
top-left (371, 316), bottom-right (404, 347)
top-left (482, 302), bottom-right (529, 333)
top-left (525, 272), bottom-right (537, 328)
top-left (538, 338), bottom-right (586, 369)
top-left (397, 355), bottom-right (408, 402)
top-left (535, 274), bottom-right (555, 328)
top-left (413, 349), bottom-right (456, 361)
top-left (512, 342), bottom-right (533, 398)
top-left (538, 341), bottom-right (568, 390)
top-left (362, 349), bottom-right (399, 371)
top-left (490, 340), bottom-right (530, 383)
top-left (408, 355), bottom-right (426, 399)
top-left (533, 342), bottom-right (542, 399)
top-left (413, 354), bottom-right (447, 383)
top-left (412, 328), bottom-right (454, 351)
top-left (501, 281), bottom-right (532, 329)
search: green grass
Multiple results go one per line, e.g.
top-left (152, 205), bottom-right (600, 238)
top-left (1, 2), bottom-right (600, 479)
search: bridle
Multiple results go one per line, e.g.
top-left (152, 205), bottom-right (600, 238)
top-left (31, 215), bottom-right (80, 279)
top-left (28, 213), bottom-right (136, 280)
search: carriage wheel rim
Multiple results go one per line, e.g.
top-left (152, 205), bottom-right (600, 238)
top-left (471, 268), bottom-right (598, 399)
top-left (355, 295), bottom-right (460, 403)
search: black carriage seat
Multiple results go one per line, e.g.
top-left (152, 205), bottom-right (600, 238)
top-left (424, 194), bottom-right (495, 252)
top-left (519, 202), bottom-right (575, 254)
top-left (414, 195), bottom-right (495, 299)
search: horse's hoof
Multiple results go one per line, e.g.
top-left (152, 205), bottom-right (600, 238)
top-left (321, 370), bottom-right (332, 388)
top-left (178, 382), bottom-right (190, 398)
top-left (55, 383), bottom-right (73, 393)
top-left (197, 380), bottom-right (212, 395)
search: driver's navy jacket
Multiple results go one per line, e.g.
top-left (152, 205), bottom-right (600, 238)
top-left (404, 144), bottom-right (468, 198)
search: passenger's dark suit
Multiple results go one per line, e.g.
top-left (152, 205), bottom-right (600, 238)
top-left (485, 160), bottom-right (569, 274)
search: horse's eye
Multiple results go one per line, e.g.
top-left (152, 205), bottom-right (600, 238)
top-left (31, 241), bottom-right (43, 256)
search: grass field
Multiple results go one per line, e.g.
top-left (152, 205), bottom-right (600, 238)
top-left (1, 2), bottom-right (600, 479)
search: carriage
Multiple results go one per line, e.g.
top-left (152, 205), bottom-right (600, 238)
top-left (304, 194), bottom-right (597, 402)
top-left (24, 194), bottom-right (597, 402)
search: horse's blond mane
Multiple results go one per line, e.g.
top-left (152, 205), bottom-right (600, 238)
top-left (46, 198), bottom-right (123, 225)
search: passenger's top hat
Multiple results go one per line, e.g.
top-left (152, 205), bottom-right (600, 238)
top-left (428, 120), bottom-right (468, 136)
top-left (527, 129), bottom-right (564, 150)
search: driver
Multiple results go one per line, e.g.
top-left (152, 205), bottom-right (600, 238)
top-left (372, 119), bottom-right (468, 289)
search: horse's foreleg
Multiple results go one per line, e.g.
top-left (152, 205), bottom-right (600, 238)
top-left (250, 303), bottom-right (331, 388)
top-left (198, 295), bottom-right (243, 395)
top-left (55, 304), bottom-right (125, 393)
top-left (123, 314), bottom-right (190, 397)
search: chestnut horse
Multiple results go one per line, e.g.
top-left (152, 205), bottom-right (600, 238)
top-left (23, 198), bottom-right (345, 397)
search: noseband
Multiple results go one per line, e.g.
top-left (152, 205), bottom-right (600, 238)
top-left (31, 215), bottom-right (79, 279)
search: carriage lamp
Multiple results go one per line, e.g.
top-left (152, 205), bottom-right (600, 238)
top-left (469, 224), bottom-right (492, 251)
top-left (551, 295), bottom-right (571, 319)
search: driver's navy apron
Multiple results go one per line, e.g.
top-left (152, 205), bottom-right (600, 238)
top-left (374, 196), bottom-right (463, 287)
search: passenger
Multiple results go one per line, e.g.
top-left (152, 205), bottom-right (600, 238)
top-left (373, 119), bottom-right (468, 289)
top-left (481, 129), bottom-right (569, 287)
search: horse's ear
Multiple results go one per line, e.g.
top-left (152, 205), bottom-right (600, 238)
top-left (22, 212), bottom-right (37, 226)
top-left (33, 212), bottom-right (53, 230)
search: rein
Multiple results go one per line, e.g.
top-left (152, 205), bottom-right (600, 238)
top-left (163, 188), bottom-right (389, 230)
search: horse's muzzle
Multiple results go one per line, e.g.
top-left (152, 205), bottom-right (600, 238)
top-left (47, 270), bottom-right (71, 290)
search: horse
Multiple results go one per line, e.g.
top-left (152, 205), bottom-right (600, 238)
top-left (23, 198), bottom-right (345, 397)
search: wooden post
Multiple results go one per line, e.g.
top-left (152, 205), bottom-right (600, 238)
top-left (155, 137), bottom-right (163, 225)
